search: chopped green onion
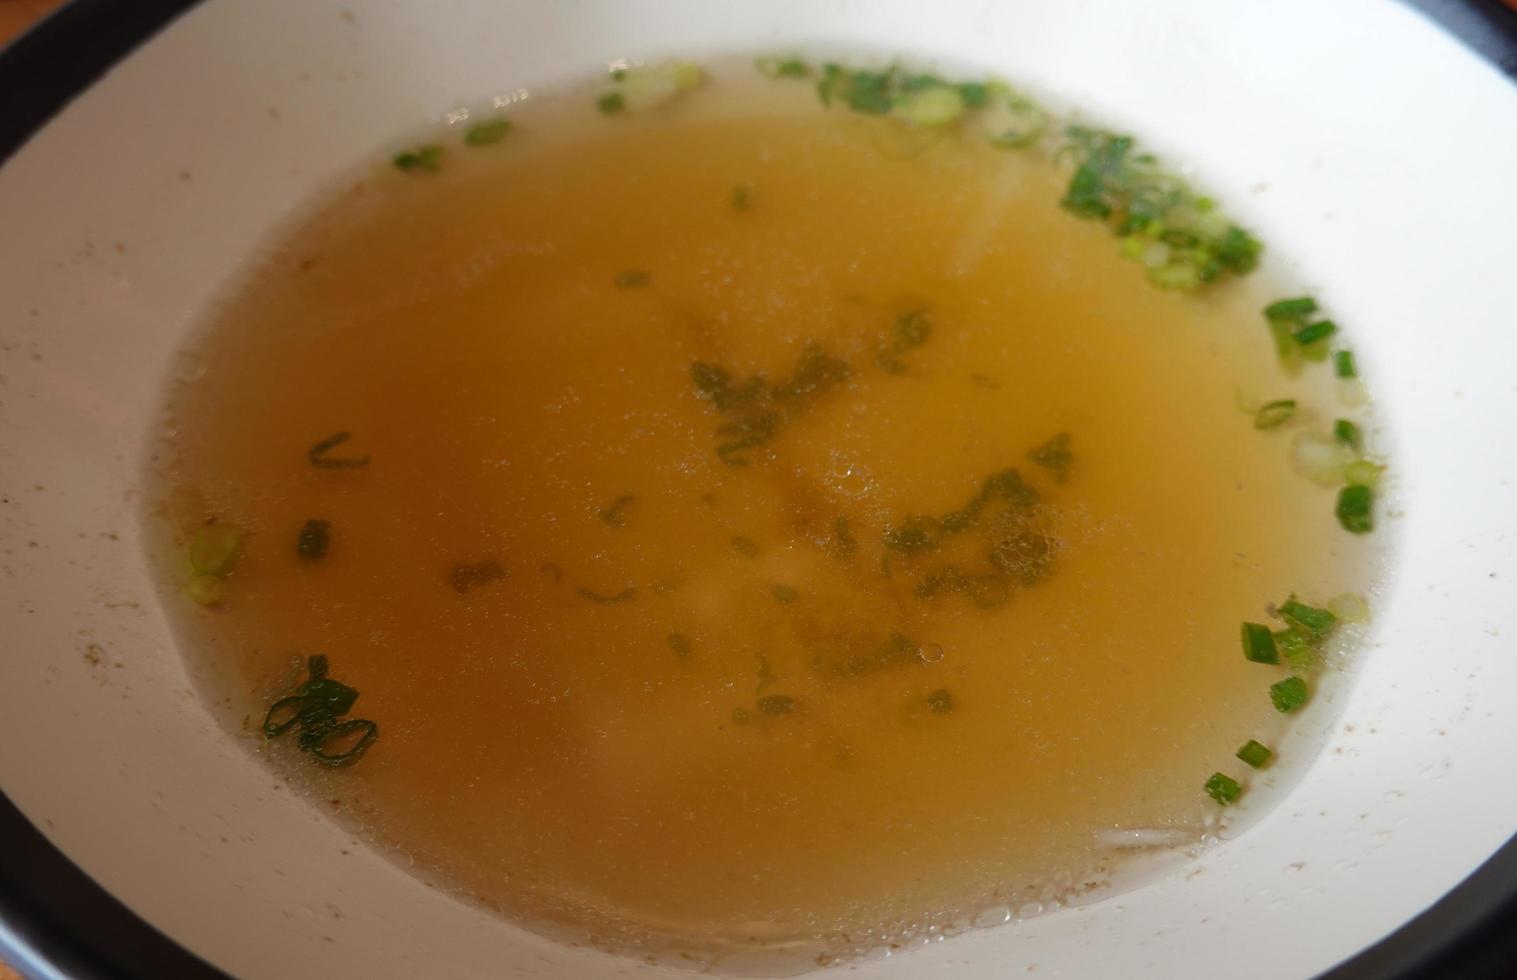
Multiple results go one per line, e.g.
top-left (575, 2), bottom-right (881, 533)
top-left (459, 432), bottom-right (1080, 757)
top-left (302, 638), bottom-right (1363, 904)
top-left (1290, 431), bottom-right (1357, 487)
top-left (1274, 628), bottom-right (1316, 673)
top-left (1236, 739), bottom-right (1273, 769)
top-left (1270, 675), bottom-right (1310, 713)
top-left (1027, 432), bottom-right (1072, 482)
top-left (730, 536), bottom-right (759, 558)
top-left (1336, 484), bottom-right (1374, 534)
top-left (297, 519), bottom-right (330, 561)
top-left (1266, 320), bottom-right (1303, 374)
top-left (1294, 321), bottom-right (1337, 362)
top-left (1241, 622), bottom-right (1279, 664)
top-left (463, 118), bottom-right (511, 146)
top-left (1344, 459), bottom-right (1385, 489)
top-left (1264, 297), bottom-right (1318, 321)
top-left (1333, 350), bottom-right (1358, 379)
top-left (957, 82), bottom-right (988, 107)
top-left (757, 694), bottom-right (795, 715)
top-left (1205, 772), bottom-right (1243, 805)
top-left (1279, 598), bottom-right (1337, 642)
top-left (186, 572), bottom-right (227, 607)
top-left (1333, 419), bottom-right (1363, 450)
top-left (263, 655), bottom-right (377, 767)
top-left (926, 689), bottom-right (955, 713)
top-left (450, 561), bottom-right (505, 593)
top-left (307, 431), bottom-right (371, 469)
top-left (392, 145), bottom-right (442, 172)
top-left (598, 492), bottom-right (637, 527)
top-left (600, 61), bottom-right (703, 114)
top-left (189, 524), bottom-right (241, 576)
top-left (1254, 399), bottom-right (1297, 430)
top-left (1327, 592), bottom-right (1371, 624)
top-left (756, 56), bottom-right (810, 79)
top-left (1295, 319), bottom-right (1335, 349)
top-left (894, 85), bottom-right (966, 126)
top-left (575, 585), bottom-right (637, 603)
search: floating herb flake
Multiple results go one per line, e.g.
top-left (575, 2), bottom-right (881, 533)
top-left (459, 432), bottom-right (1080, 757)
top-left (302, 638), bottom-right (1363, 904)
top-left (757, 694), bottom-right (796, 716)
top-left (690, 343), bottom-right (851, 464)
top-left (297, 519), bottom-right (331, 562)
top-left (1270, 675), bottom-right (1310, 713)
top-left (576, 585), bottom-right (638, 604)
top-left (307, 431), bottom-right (371, 469)
top-left (263, 655), bottom-right (377, 767)
top-left (189, 524), bottom-right (241, 577)
top-left (393, 145), bottom-right (442, 172)
top-left (1279, 597), bottom-right (1337, 642)
top-left (1336, 484), bottom-right (1374, 535)
top-left (1205, 772), bottom-right (1243, 805)
top-left (1027, 432), bottom-right (1072, 482)
top-left (875, 308), bottom-right (933, 374)
top-left (1236, 740), bottom-right (1273, 769)
top-left (450, 561), bottom-right (505, 594)
top-left (463, 118), bottom-right (511, 146)
top-left (1240, 622), bottom-right (1278, 664)
top-left (599, 493), bottom-right (637, 528)
top-left (1253, 400), bottom-right (1297, 430)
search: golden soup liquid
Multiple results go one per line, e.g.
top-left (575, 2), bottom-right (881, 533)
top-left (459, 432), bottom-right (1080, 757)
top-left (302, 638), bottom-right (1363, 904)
top-left (152, 66), bottom-right (1377, 967)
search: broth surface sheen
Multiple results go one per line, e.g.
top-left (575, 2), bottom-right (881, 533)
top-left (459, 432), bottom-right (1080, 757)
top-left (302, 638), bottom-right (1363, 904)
top-left (153, 66), bottom-right (1376, 964)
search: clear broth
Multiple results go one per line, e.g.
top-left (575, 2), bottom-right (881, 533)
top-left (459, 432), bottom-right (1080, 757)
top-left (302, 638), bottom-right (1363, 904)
top-left (152, 68), bottom-right (1375, 964)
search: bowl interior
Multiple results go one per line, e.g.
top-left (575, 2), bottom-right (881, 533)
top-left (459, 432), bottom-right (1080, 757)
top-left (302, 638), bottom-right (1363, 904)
top-left (2, 1), bottom-right (1517, 977)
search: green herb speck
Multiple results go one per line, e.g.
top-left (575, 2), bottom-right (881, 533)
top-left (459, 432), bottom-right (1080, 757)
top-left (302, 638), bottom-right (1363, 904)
top-left (599, 492), bottom-right (637, 528)
top-left (392, 145), bottom-right (443, 172)
top-left (297, 519), bottom-right (331, 562)
top-left (1205, 772), bottom-right (1242, 805)
top-left (757, 694), bottom-right (795, 716)
top-left (1236, 739), bottom-right (1273, 769)
top-left (576, 585), bottom-right (638, 604)
top-left (263, 655), bottom-right (377, 768)
top-left (463, 118), bottom-right (512, 146)
top-left (926, 688), bottom-right (954, 713)
top-left (1241, 622), bottom-right (1278, 664)
top-left (1027, 432), bottom-right (1072, 482)
top-left (450, 561), bottom-right (505, 594)
top-left (1336, 484), bottom-right (1374, 535)
top-left (770, 584), bottom-right (800, 604)
top-left (1254, 400), bottom-right (1297, 430)
top-left (1270, 675), bottom-right (1310, 713)
top-left (307, 431), bottom-right (370, 469)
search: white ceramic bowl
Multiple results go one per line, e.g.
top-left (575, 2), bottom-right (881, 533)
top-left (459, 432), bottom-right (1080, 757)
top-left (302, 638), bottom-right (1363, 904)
top-left (3, 1), bottom-right (1517, 977)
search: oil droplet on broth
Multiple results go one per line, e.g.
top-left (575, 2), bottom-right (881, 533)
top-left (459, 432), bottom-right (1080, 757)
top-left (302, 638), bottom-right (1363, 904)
top-left (152, 61), bottom-right (1378, 964)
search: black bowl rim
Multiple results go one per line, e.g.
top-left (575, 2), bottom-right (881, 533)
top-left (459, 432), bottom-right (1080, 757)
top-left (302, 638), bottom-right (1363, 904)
top-left (0, 0), bottom-right (1514, 977)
